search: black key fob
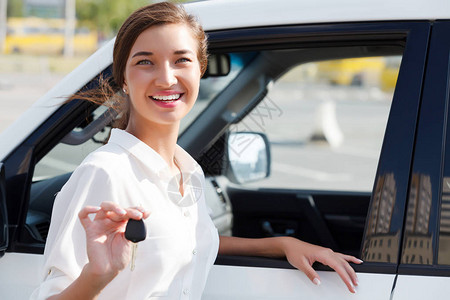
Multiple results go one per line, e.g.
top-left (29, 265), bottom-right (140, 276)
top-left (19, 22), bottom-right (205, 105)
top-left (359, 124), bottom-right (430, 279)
top-left (125, 219), bottom-right (147, 243)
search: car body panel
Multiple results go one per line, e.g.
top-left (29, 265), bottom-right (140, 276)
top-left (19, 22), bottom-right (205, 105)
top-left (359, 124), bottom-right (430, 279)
top-left (0, 253), bottom-right (43, 299)
top-left (186, 0), bottom-right (450, 31)
top-left (203, 265), bottom-right (394, 299)
top-left (393, 275), bottom-right (450, 299)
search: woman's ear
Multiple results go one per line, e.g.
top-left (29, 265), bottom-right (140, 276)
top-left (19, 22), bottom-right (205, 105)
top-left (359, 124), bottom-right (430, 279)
top-left (122, 81), bottom-right (128, 94)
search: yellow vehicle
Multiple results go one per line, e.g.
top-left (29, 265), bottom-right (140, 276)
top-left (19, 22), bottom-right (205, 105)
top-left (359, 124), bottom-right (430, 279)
top-left (380, 56), bottom-right (401, 92)
top-left (4, 17), bottom-right (98, 55)
top-left (316, 57), bottom-right (386, 86)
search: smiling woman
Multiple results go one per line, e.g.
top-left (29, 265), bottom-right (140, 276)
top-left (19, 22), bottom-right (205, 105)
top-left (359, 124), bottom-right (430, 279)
top-left (30, 2), bottom-right (361, 300)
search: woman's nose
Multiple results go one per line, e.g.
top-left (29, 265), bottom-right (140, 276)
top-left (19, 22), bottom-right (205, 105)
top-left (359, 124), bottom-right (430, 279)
top-left (155, 64), bottom-right (177, 87)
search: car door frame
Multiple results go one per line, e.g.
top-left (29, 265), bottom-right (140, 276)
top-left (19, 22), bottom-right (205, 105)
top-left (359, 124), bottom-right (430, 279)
top-left (0, 163), bottom-right (8, 256)
top-left (196, 21), bottom-right (431, 299)
top-left (393, 20), bottom-right (450, 299)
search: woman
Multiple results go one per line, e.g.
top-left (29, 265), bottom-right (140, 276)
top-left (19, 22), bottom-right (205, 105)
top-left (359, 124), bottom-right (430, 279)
top-left (31, 2), bottom-right (362, 299)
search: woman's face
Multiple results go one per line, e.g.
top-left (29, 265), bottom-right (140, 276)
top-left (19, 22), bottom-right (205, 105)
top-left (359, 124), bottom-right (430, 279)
top-left (123, 23), bottom-right (201, 128)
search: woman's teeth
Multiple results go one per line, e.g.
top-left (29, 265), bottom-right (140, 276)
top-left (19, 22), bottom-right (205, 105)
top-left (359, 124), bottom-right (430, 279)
top-left (151, 94), bottom-right (181, 101)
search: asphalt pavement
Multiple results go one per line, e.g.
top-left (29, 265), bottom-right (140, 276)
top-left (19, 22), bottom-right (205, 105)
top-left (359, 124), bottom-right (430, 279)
top-left (0, 72), bottom-right (64, 132)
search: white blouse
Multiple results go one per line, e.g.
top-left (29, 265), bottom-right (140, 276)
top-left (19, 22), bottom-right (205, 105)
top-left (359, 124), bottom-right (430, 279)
top-left (31, 129), bottom-right (220, 300)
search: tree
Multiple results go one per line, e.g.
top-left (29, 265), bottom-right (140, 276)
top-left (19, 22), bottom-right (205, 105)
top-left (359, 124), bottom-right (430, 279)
top-left (7, 0), bottom-right (24, 17)
top-left (76, 0), bottom-right (149, 38)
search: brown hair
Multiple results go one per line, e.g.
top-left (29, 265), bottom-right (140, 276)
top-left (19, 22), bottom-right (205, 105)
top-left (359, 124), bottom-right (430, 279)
top-left (114, 1), bottom-right (208, 87)
top-left (73, 2), bottom-right (208, 129)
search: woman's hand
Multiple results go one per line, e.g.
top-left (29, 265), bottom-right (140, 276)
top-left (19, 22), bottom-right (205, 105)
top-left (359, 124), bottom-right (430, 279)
top-left (282, 237), bottom-right (362, 293)
top-left (78, 201), bottom-right (150, 285)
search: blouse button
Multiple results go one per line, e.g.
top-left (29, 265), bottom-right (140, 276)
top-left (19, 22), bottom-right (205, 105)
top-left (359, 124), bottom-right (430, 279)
top-left (183, 211), bottom-right (190, 217)
top-left (192, 249), bottom-right (197, 255)
top-left (183, 288), bottom-right (190, 295)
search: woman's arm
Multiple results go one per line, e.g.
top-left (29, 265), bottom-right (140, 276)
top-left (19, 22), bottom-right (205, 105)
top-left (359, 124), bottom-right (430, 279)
top-left (47, 202), bottom-right (150, 300)
top-left (46, 263), bottom-right (113, 300)
top-left (219, 235), bottom-right (362, 293)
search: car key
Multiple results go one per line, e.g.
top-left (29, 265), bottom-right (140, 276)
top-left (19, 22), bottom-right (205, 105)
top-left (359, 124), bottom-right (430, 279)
top-left (125, 218), bottom-right (147, 271)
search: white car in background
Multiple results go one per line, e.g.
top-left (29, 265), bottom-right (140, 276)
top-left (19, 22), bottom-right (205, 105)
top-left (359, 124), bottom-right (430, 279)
top-left (1, 0), bottom-right (450, 299)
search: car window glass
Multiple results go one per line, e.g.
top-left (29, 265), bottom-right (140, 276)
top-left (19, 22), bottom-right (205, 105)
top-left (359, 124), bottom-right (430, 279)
top-left (33, 105), bottom-right (112, 181)
top-left (234, 55), bottom-right (402, 192)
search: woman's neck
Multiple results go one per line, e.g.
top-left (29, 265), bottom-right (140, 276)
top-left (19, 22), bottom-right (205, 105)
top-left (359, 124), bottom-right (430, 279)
top-left (125, 120), bottom-right (179, 169)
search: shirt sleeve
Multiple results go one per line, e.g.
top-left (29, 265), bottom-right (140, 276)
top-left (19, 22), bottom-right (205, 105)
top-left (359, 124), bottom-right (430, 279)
top-left (30, 162), bottom-right (119, 299)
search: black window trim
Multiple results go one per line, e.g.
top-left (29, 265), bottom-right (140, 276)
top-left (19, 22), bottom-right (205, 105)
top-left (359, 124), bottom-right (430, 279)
top-left (397, 21), bottom-right (450, 277)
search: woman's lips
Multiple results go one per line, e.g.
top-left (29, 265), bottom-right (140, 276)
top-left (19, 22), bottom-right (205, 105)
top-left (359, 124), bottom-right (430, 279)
top-left (149, 93), bottom-right (184, 108)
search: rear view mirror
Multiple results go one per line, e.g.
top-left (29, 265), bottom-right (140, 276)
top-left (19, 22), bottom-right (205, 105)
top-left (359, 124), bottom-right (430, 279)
top-left (203, 54), bottom-right (231, 78)
top-left (227, 132), bottom-right (271, 184)
top-left (0, 163), bottom-right (8, 256)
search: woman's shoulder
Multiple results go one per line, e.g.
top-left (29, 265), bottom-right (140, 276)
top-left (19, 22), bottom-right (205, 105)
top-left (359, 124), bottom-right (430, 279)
top-left (77, 143), bottom-right (129, 174)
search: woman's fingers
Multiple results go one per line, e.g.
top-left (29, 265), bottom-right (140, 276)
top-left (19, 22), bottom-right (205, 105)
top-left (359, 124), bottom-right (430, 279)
top-left (123, 207), bottom-right (144, 220)
top-left (337, 253), bottom-right (362, 287)
top-left (343, 260), bottom-right (359, 287)
top-left (340, 253), bottom-right (364, 265)
top-left (339, 255), bottom-right (360, 287)
top-left (292, 256), bottom-right (321, 285)
top-left (136, 206), bottom-right (151, 219)
top-left (78, 206), bottom-right (101, 229)
top-left (100, 201), bottom-right (127, 217)
top-left (98, 201), bottom-right (149, 222)
top-left (284, 239), bottom-right (362, 293)
top-left (316, 250), bottom-right (360, 293)
top-left (331, 262), bottom-right (356, 293)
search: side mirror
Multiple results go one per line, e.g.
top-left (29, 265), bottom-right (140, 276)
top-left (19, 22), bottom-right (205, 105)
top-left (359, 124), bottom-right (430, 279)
top-left (227, 132), bottom-right (271, 184)
top-left (202, 54), bottom-right (231, 78)
top-left (0, 163), bottom-right (8, 256)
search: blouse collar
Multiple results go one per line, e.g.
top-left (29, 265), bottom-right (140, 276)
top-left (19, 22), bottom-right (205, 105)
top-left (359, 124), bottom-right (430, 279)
top-left (107, 128), bottom-right (202, 176)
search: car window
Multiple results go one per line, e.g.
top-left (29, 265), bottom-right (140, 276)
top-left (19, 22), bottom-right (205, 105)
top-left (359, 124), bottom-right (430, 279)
top-left (234, 54), bottom-right (402, 192)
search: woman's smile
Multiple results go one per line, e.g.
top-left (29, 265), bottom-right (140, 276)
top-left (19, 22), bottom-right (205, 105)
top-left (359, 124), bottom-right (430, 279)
top-left (150, 92), bottom-right (185, 108)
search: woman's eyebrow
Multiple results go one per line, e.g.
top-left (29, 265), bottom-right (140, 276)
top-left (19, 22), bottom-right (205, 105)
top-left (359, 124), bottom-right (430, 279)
top-left (174, 49), bottom-right (195, 55)
top-left (131, 50), bottom-right (194, 58)
top-left (131, 51), bottom-right (153, 58)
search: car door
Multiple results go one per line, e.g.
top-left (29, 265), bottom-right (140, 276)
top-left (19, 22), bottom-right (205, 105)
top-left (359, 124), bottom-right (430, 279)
top-left (188, 22), bottom-right (431, 299)
top-left (392, 21), bottom-right (450, 299)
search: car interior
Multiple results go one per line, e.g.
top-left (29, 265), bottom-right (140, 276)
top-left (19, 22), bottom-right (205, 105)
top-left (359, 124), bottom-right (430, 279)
top-left (23, 43), bottom-right (404, 268)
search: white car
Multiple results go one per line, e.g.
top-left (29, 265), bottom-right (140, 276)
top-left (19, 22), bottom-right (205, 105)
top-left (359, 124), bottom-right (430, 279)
top-left (1, 0), bottom-right (450, 298)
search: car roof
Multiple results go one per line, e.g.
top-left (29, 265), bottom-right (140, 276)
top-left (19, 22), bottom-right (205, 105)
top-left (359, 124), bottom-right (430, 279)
top-left (1, 0), bottom-right (449, 160)
top-left (187, 0), bottom-right (450, 31)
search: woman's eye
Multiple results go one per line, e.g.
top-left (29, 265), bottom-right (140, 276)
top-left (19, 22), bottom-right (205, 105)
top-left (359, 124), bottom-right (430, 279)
top-left (176, 57), bottom-right (191, 64)
top-left (137, 59), bottom-right (152, 65)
